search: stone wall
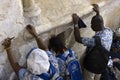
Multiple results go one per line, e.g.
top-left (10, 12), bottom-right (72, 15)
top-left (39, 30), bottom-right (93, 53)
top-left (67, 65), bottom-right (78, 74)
top-left (0, 0), bottom-right (120, 79)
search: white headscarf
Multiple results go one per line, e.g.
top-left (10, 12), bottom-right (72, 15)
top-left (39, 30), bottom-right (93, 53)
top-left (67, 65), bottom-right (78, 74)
top-left (27, 48), bottom-right (50, 75)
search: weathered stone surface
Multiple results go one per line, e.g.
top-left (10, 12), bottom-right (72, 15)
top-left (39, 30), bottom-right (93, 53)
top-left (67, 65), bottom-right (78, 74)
top-left (0, 0), bottom-right (120, 79)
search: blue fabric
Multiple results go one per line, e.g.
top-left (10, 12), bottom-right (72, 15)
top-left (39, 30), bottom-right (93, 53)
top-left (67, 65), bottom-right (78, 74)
top-left (46, 50), bottom-right (59, 73)
top-left (49, 63), bottom-right (56, 76)
top-left (56, 76), bottom-right (64, 80)
top-left (57, 49), bottom-right (74, 79)
top-left (38, 63), bottom-right (56, 80)
top-left (18, 68), bottom-right (27, 79)
top-left (46, 50), bottom-right (52, 55)
top-left (57, 49), bottom-right (74, 61)
top-left (57, 57), bottom-right (66, 77)
top-left (68, 49), bottom-right (83, 80)
top-left (24, 48), bottom-right (60, 80)
top-left (57, 54), bottom-right (67, 61)
top-left (68, 60), bottom-right (83, 80)
top-left (68, 49), bottom-right (74, 57)
top-left (82, 27), bottom-right (113, 51)
top-left (38, 73), bottom-right (50, 80)
top-left (57, 49), bottom-right (83, 80)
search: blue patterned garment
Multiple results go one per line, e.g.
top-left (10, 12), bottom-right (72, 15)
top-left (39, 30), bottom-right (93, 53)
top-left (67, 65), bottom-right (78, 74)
top-left (82, 27), bottom-right (113, 51)
top-left (57, 49), bottom-right (75, 79)
top-left (18, 50), bottom-right (59, 80)
top-left (18, 68), bottom-right (43, 80)
top-left (46, 50), bottom-right (59, 70)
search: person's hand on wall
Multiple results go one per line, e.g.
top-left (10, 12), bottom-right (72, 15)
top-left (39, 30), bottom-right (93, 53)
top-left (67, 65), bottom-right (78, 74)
top-left (72, 13), bottom-right (79, 25)
top-left (72, 13), bottom-right (87, 28)
top-left (26, 24), bottom-right (48, 50)
top-left (26, 24), bottom-right (38, 38)
top-left (2, 37), bottom-right (12, 49)
top-left (2, 37), bottom-right (22, 75)
top-left (92, 4), bottom-right (99, 15)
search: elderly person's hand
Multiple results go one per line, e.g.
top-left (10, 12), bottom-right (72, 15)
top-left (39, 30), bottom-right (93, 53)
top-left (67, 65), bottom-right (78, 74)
top-left (26, 24), bottom-right (38, 38)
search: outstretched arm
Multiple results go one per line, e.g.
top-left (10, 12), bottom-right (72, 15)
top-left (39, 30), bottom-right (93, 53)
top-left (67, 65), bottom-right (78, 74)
top-left (26, 24), bottom-right (48, 50)
top-left (72, 13), bottom-right (82, 43)
top-left (3, 37), bottom-right (22, 76)
top-left (92, 4), bottom-right (100, 15)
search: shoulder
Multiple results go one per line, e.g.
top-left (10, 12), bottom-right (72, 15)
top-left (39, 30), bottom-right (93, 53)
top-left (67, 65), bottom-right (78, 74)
top-left (104, 27), bottom-right (113, 33)
top-left (19, 68), bottom-right (41, 80)
top-left (46, 50), bottom-right (53, 55)
top-left (45, 50), bottom-right (56, 59)
top-left (97, 27), bottom-right (113, 38)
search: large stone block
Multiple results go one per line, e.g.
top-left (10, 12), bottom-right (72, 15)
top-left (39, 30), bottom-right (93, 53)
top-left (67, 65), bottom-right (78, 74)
top-left (0, 0), bottom-right (120, 79)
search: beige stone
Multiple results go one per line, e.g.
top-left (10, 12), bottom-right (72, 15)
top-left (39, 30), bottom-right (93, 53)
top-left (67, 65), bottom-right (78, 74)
top-left (0, 0), bottom-right (120, 79)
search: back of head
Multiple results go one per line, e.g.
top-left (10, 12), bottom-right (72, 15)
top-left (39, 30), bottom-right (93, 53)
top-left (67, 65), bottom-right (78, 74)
top-left (27, 48), bottom-right (50, 75)
top-left (91, 15), bottom-right (104, 25)
top-left (48, 36), bottom-right (65, 54)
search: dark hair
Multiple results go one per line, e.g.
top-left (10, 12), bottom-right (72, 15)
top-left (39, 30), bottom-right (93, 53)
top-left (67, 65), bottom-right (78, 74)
top-left (48, 36), bottom-right (66, 54)
top-left (91, 15), bottom-right (104, 25)
top-left (91, 15), bottom-right (104, 31)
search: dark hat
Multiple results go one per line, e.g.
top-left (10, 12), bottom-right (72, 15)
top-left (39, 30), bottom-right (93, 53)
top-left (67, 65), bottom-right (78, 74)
top-left (78, 17), bottom-right (87, 28)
